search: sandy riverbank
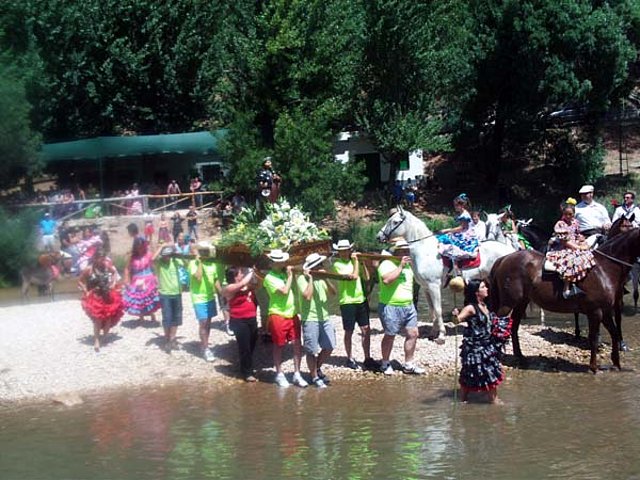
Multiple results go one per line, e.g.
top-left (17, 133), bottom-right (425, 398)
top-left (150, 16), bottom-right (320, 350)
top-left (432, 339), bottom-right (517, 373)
top-left (0, 295), bottom-right (601, 406)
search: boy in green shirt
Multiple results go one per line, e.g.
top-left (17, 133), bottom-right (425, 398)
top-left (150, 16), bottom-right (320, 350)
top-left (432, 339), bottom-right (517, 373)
top-left (153, 244), bottom-right (184, 353)
top-left (263, 249), bottom-right (307, 388)
top-left (331, 239), bottom-right (375, 370)
top-left (188, 242), bottom-right (222, 362)
top-left (297, 252), bottom-right (336, 388)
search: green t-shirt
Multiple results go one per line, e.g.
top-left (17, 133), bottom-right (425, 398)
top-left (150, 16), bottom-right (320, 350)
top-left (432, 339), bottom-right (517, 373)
top-left (214, 262), bottom-right (227, 287)
top-left (188, 260), bottom-right (218, 304)
top-left (377, 259), bottom-right (413, 306)
top-left (155, 258), bottom-right (184, 296)
top-left (263, 270), bottom-right (296, 317)
top-left (296, 275), bottom-right (330, 322)
top-left (332, 258), bottom-right (366, 305)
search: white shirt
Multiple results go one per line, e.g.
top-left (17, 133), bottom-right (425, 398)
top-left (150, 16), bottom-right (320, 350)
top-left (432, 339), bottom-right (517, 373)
top-left (575, 200), bottom-right (611, 232)
top-left (612, 204), bottom-right (640, 227)
top-left (472, 220), bottom-right (487, 241)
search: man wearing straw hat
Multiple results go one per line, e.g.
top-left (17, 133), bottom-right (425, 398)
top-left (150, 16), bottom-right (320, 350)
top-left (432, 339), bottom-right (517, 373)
top-left (263, 249), bottom-right (308, 388)
top-left (377, 238), bottom-right (425, 375)
top-left (331, 239), bottom-right (376, 371)
top-left (297, 252), bottom-right (336, 388)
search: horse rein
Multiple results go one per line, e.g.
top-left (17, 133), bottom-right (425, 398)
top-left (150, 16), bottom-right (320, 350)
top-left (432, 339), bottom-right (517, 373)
top-left (382, 212), bottom-right (438, 244)
top-left (593, 249), bottom-right (636, 268)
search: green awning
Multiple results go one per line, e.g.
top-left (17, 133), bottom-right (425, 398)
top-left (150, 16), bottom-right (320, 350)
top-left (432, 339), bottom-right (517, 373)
top-left (42, 130), bottom-right (226, 162)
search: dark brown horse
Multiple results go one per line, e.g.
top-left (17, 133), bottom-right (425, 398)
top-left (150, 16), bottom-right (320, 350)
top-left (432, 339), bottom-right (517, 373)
top-left (490, 227), bottom-right (640, 372)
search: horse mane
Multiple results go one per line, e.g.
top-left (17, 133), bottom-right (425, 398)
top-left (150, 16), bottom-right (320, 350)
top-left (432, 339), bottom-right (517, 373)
top-left (400, 210), bottom-right (432, 241)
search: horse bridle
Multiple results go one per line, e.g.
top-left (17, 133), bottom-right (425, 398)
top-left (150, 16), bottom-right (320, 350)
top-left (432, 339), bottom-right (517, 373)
top-left (381, 211), bottom-right (407, 242)
top-left (381, 210), bottom-right (437, 244)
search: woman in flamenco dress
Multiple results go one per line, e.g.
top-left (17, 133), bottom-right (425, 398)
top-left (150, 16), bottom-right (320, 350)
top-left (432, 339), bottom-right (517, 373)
top-left (122, 237), bottom-right (160, 322)
top-left (78, 248), bottom-right (124, 351)
top-left (452, 279), bottom-right (512, 404)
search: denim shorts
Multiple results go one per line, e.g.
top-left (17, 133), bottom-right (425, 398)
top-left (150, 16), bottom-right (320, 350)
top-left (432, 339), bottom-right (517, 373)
top-left (160, 294), bottom-right (183, 328)
top-left (193, 299), bottom-right (217, 321)
top-left (378, 303), bottom-right (418, 336)
top-left (302, 321), bottom-right (336, 355)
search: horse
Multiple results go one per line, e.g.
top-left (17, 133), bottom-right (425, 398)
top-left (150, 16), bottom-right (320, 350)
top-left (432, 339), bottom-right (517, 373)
top-left (376, 206), bottom-right (515, 341)
top-left (485, 212), bottom-right (549, 253)
top-left (21, 251), bottom-right (72, 300)
top-left (489, 226), bottom-right (640, 373)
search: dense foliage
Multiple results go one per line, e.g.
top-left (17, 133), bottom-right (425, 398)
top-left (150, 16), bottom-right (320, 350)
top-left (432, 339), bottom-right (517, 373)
top-left (0, 207), bottom-right (39, 286)
top-left (1, 0), bottom-right (639, 217)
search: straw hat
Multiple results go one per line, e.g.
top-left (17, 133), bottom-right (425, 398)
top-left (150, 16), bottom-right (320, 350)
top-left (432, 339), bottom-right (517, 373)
top-left (390, 238), bottom-right (410, 253)
top-left (266, 249), bottom-right (290, 262)
top-left (303, 252), bottom-right (327, 270)
top-left (197, 241), bottom-right (215, 257)
top-left (332, 239), bottom-right (354, 251)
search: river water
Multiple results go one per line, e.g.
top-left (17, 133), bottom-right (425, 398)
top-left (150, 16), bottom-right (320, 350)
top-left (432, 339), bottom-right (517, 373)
top-left (1, 289), bottom-right (640, 479)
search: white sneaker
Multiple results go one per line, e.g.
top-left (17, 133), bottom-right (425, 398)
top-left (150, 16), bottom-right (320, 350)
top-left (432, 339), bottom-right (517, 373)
top-left (275, 372), bottom-right (290, 388)
top-left (292, 372), bottom-right (309, 388)
top-left (403, 363), bottom-right (425, 375)
top-left (381, 363), bottom-right (394, 375)
top-left (226, 324), bottom-right (234, 336)
top-left (203, 348), bottom-right (215, 363)
top-left (312, 377), bottom-right (327, 389)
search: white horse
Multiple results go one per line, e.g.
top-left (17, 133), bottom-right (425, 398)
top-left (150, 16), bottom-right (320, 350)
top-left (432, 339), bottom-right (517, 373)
top-left (376, 207), bottom-right (515, 341)
top-left (485, 212), bottom-right (522, 251)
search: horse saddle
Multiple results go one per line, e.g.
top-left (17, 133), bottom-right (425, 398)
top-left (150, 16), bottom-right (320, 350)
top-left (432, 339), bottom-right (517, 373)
top-left (442, 252), bottom-right (481, 271)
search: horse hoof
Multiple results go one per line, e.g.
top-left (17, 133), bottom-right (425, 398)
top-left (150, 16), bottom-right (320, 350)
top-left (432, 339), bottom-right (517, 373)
top-left (434, 337), bottom-right (446, 345)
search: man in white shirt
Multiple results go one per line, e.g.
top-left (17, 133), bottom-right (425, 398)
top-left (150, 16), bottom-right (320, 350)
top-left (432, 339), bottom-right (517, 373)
top-left (575, 184), bottom-right (611, 236)
top-left (612, 191), bottom-right (640, 227)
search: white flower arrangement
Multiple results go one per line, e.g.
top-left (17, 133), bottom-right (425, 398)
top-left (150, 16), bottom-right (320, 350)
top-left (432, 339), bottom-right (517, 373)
top-left (218, 199), bottom-right (329, 255)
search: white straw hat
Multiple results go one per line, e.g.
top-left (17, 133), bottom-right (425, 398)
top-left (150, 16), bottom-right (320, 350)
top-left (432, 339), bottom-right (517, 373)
top-left (266, 249), bottom-right (290, 262)
top-left (303, 252), bottom-right (327, 270)
top-left (332, 239), bottom-right (354, 251)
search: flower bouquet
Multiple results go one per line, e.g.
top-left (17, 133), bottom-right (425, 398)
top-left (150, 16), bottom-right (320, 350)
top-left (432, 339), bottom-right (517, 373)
top-left (216, 199), bottom-right (331, 265)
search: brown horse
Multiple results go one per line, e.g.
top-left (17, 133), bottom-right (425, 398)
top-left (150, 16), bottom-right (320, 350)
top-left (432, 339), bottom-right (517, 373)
top-left (490, 226), bottom-right (640, 373)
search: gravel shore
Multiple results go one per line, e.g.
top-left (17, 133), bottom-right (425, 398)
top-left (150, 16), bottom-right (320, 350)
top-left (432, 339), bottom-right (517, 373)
top-left (0, 295), bottom-right (599, 406)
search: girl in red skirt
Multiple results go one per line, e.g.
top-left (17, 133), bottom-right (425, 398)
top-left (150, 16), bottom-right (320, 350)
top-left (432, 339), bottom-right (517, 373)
top-left (78, 248), bottom-right (124, 351)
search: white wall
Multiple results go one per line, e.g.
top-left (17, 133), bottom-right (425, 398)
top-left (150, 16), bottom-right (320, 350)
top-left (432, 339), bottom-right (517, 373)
top-left (333, 131), bottom-right (424, 184)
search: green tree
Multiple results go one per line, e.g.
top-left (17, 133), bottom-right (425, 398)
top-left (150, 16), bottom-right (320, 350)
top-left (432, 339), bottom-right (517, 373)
top-left (0, 58), bottom-right (42, 190)
top-left (459, 0), bottom-right (636, 184)
top-left (355, 0), bottom-right (458, 183)
top-left (221, 0), bottom-right (368, 218)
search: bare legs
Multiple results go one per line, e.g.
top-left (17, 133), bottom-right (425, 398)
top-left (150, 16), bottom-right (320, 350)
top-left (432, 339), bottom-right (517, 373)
top-left (273, 338), bottom-right (303, 374)
top-left (93, 320), bottom-right (113, 352)
top-left (344, 325), bottom-right (371, 362)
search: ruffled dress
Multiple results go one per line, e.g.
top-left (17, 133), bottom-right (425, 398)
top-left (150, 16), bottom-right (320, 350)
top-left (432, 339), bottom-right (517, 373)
top-left (459, 305), bottom-right (512, 391)
top-left (546, 219), bottom-right (596, 282)
top-left (81, 270), bottom-right (124, 327)
top-left (438, 213), bottom-right (479, 260)
top-left (123, 252), bottom-right (160, 315)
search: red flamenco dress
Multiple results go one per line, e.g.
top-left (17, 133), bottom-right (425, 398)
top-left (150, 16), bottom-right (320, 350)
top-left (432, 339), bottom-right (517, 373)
top-left (82, 270), bottom-right (124, 329)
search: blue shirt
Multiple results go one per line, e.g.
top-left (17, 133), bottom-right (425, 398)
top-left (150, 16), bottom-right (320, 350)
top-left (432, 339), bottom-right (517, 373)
top-left (40, 218), bottom-right (57, 235)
